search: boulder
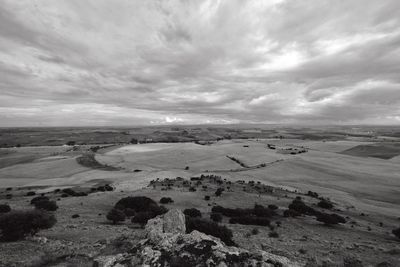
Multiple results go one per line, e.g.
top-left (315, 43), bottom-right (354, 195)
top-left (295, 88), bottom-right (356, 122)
top-left (93, 209), bottom-right (302, 267)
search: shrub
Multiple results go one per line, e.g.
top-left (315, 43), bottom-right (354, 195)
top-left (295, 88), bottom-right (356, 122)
top-left (391, 227), bottom-right (400, 239)
top-left (254, 204), bottom-right (275, 217)
top-left (288, 199), bottom-right (317, 216)
top-left (204, 195), bottom-right (210, 201)
top-left (5, 194), bottom-right (12, 199)
top-left (307, 191), bottom-right (319, 198)
top-left (124, 208), bottom-right (136, 217)
top-left (215, 188), bottom-right (224, 197)
top-left (268, 204), bottom-right (278, 210)
top-left (26, 191), bottom-right (36, 196)
top-left (283, 209), bottom-right (301, 217)
top-left (316, 213), bottom-right (346, 225)
top-left (0, 210), bottom-right (56, 241)
top-left (159, 197), bottom-right (174, 204)
top-left (211, 206), bottom-right (252, 218)
top-left (131, 211), bottom-right (155, 226)
top-left (186, 217), bottom-right (235, 246)
top-left (61, 188), bottom-right (87, 197)
top-left (229, 216), bottom-right (270, 226)
top-left (34, 200), bottom-right (58, 211)
top-left (114, 196), bottom-right (157, 212)
top-left (251, 228), bottom-right (259, 235)
top-left (210, 212), bottom-right (222, 222)
top-left (189, 187), bottom-right (197, 192)
top-left (184, 208), bottom-right (202, 218)
top-left (71, 214), bottom-right (80, 219)
top-left (106, 208), bottom-right (126, 224)
top-left (269, 231), bottom-right (279, 238)
top-left (30, 196), bottom-right (49, 205)
top-left (317, 199), bottom-right (333, 209)
top-left (0, 204), bottom-right (11, 213)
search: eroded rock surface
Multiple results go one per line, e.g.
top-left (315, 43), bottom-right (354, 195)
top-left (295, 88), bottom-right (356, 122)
top-left (93, 209), bottom-right (302, 267)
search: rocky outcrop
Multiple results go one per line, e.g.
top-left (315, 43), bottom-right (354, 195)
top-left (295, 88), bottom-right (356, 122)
top-left (93, 209), bottom-right (302, 267)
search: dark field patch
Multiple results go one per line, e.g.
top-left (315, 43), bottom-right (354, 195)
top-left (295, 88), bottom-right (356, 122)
top-left (340, 143), bottom-right (400, 159)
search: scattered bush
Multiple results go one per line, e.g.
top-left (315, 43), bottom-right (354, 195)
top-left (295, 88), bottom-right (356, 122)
top-left (30, 196), bottom-right (49, 205)
top-left (186, 217), bottom-right (235, 246)
top-left (268, 231), bottom-right (279, 238)
top-left (392, 227), bottom-right (400, 239)
top-left (317, 199), bottom-right (334, 209)
top-left (106, 208), bottom-right (126, 224)
top-left (184, 208), bottom-right (202, 218)
top-left (229, 216), bottom-right (270, 226)
top-left (114, 196), bottom-right (157, 212)
top-left (316, 213), bottom-right (346, 225)
top-left (34, 200), bottom-right (58, 211)
top-left (288, 199), bottom-right (317, 216)
top-left (0, 210), bottom-right (56, 241)
top-left (159, 197), bottom-right (174, 204)
top-left (0, 204), bottom-right (11, 213)
top-left (210, 212), bottom-right (222, 222)
top-left (283, 209), bottom-right (301, 217)
top-left (215, 188), bottom-right (224, 197)
top-left (26, 191), bottom-right (36, 196)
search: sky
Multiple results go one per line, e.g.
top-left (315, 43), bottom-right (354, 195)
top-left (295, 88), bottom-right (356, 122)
top-left (1, 0), bottom-right (400, 126)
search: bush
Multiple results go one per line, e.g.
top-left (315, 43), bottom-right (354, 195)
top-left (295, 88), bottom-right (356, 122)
top-left (189, 187), bottom-right (196, 192)
top-left (316, 213), bottom-right (346, 225)
top-left (251, 228), bottom-right (259, 235)
top-left (204, 195), bottom-right (210, 201)
top-left (62, 188), bottom-right (88, 197)
top-left (283, 209), bottom-right (301, 217)
top-left (215, 188), bottom-right (224, 197)
top-left (159, 197), bottom-right (174, 204)
top-left (30, 196), bottom-right (49, 205)
top-left (131, 211), bottom-right (155, 226)
top-left (34, 200), bottom-right (58, 211)
top-left (253, 204), bottom-right (275, 217)
top-left (184, 208), bottom-right (202, 218)
top-left (229, 216), bottom-right (270, 226)
top-left (392, 227), bottom-right (400, 239)
top-left (71, 214), bottom-right (80, 219)
top-left (317, 199), bottom-right (333, 209)
top-left (210, 212), bottom-right (222, 222)
top-left (114, 196), bottom-right (157, 212)
top-left (269, 231), bottom-right (279, 238)
top-left (288, 199), bottom-right (317, 215)
top-left (0, 204), bottom-right (11, 213)
top-left (186, 217), bottom-right (235, 246)
top-left (124, 208), bottom-right (136, 217)
top-left (268, 204), bottom-right (278, 210)
top-left (307, 191), bottom-right (319, 198)
top-left (211, 206), bottom-right (252, 218)
top-left (0, 210), bottom-right (56, 241)
top-left (26, 191), bottom-right (36, 196)
top-left (106, 208), bottom-right (126, 224)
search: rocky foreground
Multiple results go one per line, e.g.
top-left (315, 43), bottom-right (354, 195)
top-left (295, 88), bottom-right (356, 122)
top-left (93, 209), bottom-right (302, 267)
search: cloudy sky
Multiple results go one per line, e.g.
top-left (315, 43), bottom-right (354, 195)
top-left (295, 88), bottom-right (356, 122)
top-left (1, 0), bottom-right (400, 126)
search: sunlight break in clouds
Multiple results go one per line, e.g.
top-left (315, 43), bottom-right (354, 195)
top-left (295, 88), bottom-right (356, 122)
top-left (1, 0), bottom-right (400, 126)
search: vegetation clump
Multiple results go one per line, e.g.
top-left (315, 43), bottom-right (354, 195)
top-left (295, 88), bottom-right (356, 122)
top-left (392, 227), bottom-right (400, 239)
top-left (159, 197), bottom-right (174, 204)
top-left (107, 208), bottom-right (126, 224)
top-left (186, 217), bottom-right (235, 246)
top-left (115, 196), bottom-right (157, 212)
top-left (26, 191), bottom-right (36, 196)
top-left (317, 199), bottom-right (334, 209)
top-left (210, 212), bottom-right (223, 222)
top-left (0, 210), bottom-right (56, 241)
top-left (34, 200), bottom-right (58, 211)
top-left (30, 196), bottom-right (49, 205)
top-left (229, 216), bottom-right (270, 226)
top-left (184, 208), bottom-right (202, 218)
top-left (283, 209), bottom-right (301, 217)
top-left (288, 198), bottom-right (317, 216)
top-left (316, 213), bottom-right (346, 225)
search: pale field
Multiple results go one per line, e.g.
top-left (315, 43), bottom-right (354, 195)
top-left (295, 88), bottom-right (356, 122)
top-left (1, 139), bottom-right (399, 218)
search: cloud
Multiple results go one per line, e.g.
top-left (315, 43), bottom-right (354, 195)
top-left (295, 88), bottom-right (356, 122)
top-left (0, 0), bottom-right (400, 126)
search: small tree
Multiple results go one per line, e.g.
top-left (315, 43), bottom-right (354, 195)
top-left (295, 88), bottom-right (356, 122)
top-left (0, 204), bottom-right (11, 213)
top-left (106, 208), bottom-right (126, 224)
top-left (0, 210), bottom-right (56, 241)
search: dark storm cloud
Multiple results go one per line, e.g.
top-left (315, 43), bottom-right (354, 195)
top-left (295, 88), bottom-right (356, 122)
top-left (0, 0), bottom-right (400, 126)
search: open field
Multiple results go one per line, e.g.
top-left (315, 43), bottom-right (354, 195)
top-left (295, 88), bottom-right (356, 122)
top-left (0, 126), bottom-right (400, 266)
